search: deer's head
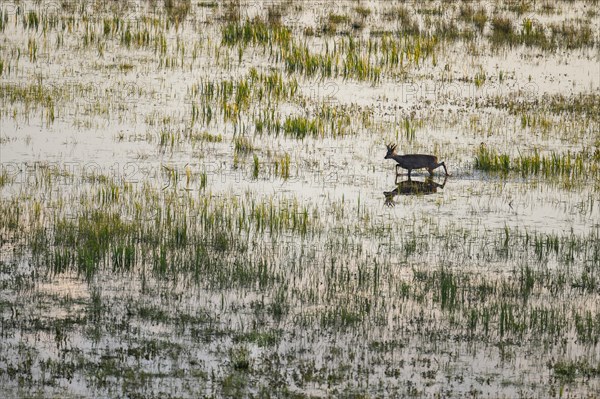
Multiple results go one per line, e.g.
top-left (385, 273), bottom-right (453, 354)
top-left (385, 143), bottom-right (397, 159)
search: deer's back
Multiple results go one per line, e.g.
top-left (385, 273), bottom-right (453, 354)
top-left (397, 154), bottom-right (438, 168)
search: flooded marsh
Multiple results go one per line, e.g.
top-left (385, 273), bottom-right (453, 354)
top-left (1, 0), bottom-right (599, 397)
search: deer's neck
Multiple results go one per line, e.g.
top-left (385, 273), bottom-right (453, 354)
top-left (392, 154), bottom-right (406, 165)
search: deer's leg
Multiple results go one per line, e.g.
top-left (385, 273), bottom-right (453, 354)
top-left (440, 162), bottom-right (449, 176)
top-left (432, 162), bottom-right (450, 176)
top-left (407, 169), bottom-right (412, 179)
top-left (438, 175), bottom-right (448, 188)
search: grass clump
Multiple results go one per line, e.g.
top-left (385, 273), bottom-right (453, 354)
top-left (283, 116), bottom-right (320, 139)
top-left (0, 9), bottom-right (6, 32)
top-left (458, 5), bottom-right (488, 32)
top-left (487, 15), bottom-right (595, 50)
top-left (520, 18), bottom-right (550, 49)
top-left (1, 82), bottom-right (57, 124)
top-left (50, 210), bottom-right (133, 278)
top-left (354, 6), bottom-right (371, 19)
top-left (0, 168), bottom-right (13, 187)
top-left (191, 131), bottom-right (222, 143)
top-left (475, 144), bottom-right (510, 173)
top-left (234, 135), bottom-right (254, 153)
top-left (472, 8), bottom-right (488, 32)
top-left (198, 1), bottom-right (217, 8)
top-left (234, 329), bottom-right (281, 347)
top-left (550, 359), bottom-right (600, 382)
top-left (23, 11), bottom-right (40, 31)
top-left (252, 154), bottom-right (259, 179)
top-left (490, 16), bottom-right (515, 45)
top-left (475, 144), bottom-right (599, 179)
top-left (549, 21), bottom-right (595, 49)
top-left (221, 18), bottom-right (291, 48)
top-left (488, 92), bottom-right (600, 122)
top-left (274, 153), bottom-right (291, 179)
top-left (383, 6), bottom-right (420, 35)
top-left (283, 43), bottom-right (335, 78)
top-left (164, 0), bottom-right (191, 24)
top-left (322, 13), bottom-right (351, 34)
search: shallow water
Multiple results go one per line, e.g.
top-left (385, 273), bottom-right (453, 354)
top-left (1, 0), bottom-right (599, 397)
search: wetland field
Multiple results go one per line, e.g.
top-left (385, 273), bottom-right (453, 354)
top-left (1, 0), bottom-right (600, 397)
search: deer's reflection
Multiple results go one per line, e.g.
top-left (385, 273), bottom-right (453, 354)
top-left (384, 176), bottom-right (447, 206)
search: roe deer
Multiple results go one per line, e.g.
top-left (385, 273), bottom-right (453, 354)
top-left (384, 143), bottom-right (449, 178)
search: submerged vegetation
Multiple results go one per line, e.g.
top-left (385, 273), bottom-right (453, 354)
top-left (1, 0), bottom-right (599, 397)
